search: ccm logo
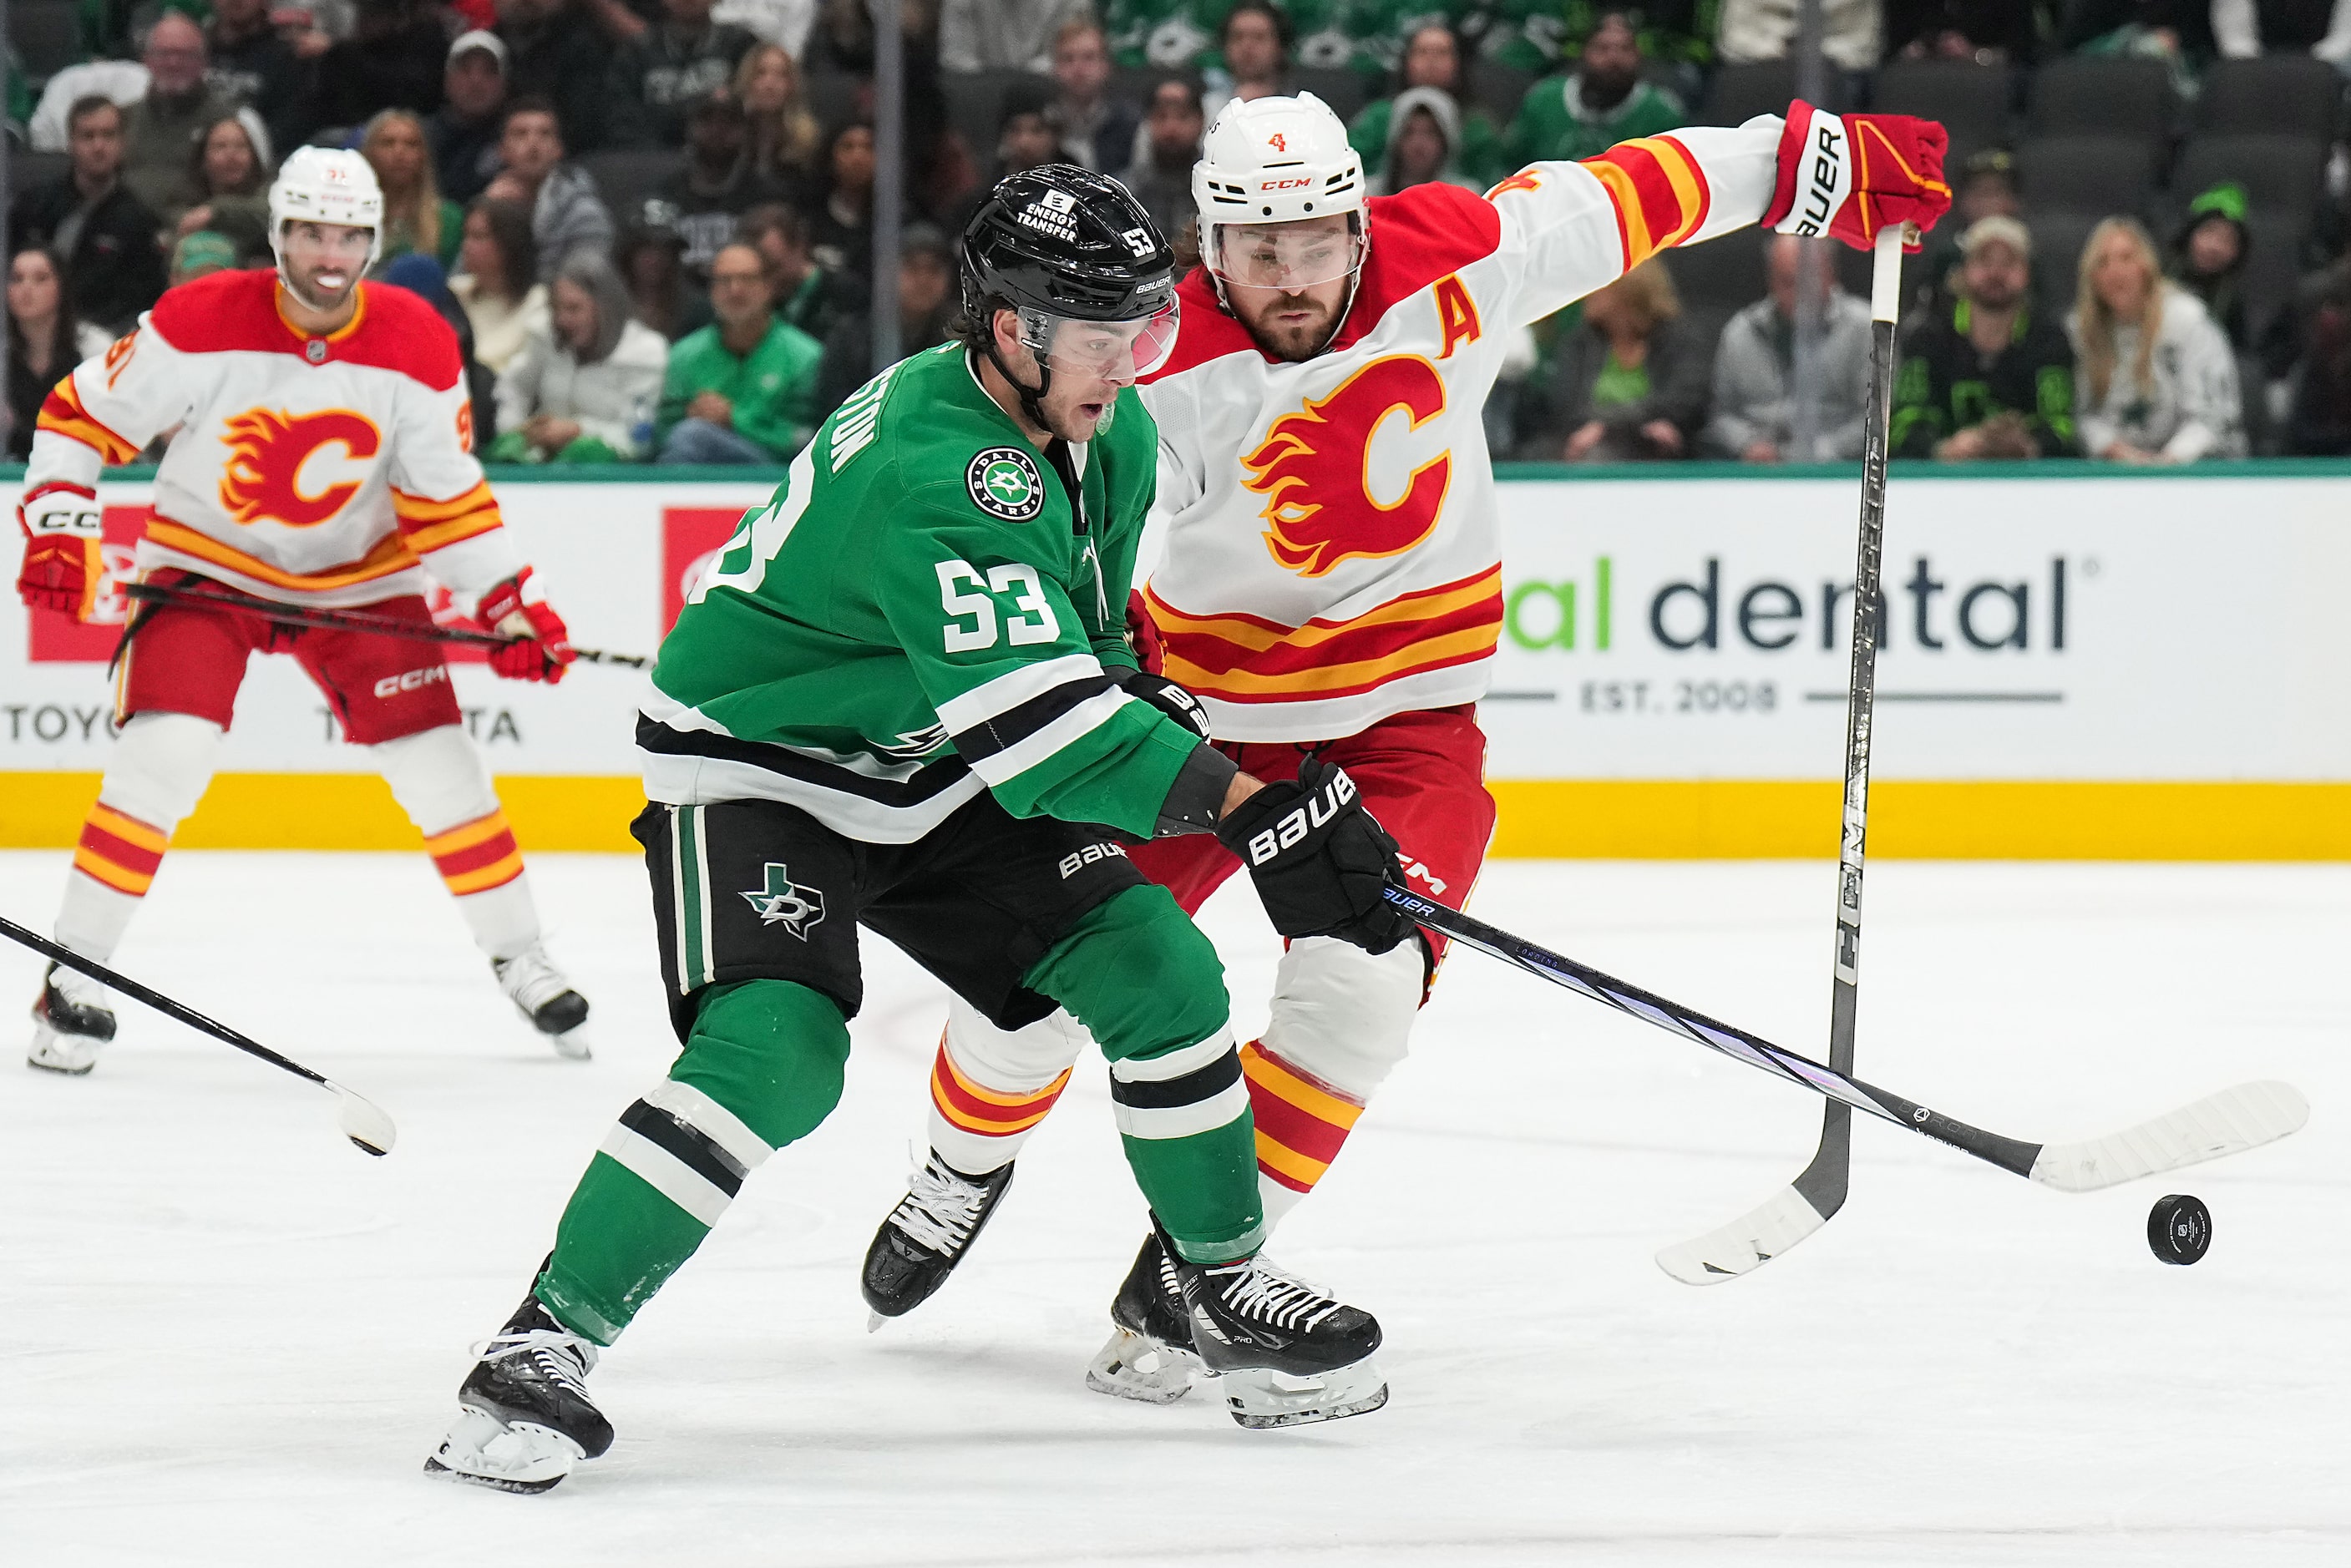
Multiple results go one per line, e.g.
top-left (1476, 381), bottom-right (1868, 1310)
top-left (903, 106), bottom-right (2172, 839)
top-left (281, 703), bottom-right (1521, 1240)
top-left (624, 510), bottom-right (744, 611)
top-left (1258, 177), bottom-right (1312, 191)
top-left (1059, 842), bottom-right (1128, 879)
top-left (1245, 771), bottom-right (1355, 866)
top-left (372, 665), bottom-right (450, 699)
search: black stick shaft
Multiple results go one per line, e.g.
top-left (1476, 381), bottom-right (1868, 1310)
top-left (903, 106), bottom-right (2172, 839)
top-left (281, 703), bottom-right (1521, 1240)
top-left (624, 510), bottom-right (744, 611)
top-left (124, 583), bottom-right (648, 668)
top-left (1381, 885), bottom-right (2044, 1180)
top-left (2, 914), bottom-right (329, 1087)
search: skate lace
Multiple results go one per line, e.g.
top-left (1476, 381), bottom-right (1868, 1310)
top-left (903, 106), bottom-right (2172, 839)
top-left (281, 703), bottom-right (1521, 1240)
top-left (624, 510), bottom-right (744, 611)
top-left (494, 947), bottom-right (575, 1012)
top-left (46, 963), bottom-right (109, 1011)
top-left (889, 1153), bottom-right (987, 1257)
top-left (1218, 1258), bottom-right (1342, 1334)
top-left (475, 1328), bottom-right (599, 1397)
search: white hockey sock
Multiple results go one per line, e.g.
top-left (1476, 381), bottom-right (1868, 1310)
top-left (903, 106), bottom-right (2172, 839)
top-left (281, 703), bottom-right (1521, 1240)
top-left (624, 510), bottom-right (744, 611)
top-left (369, 726), bottom-right (542, 962)
top-left (926, 997), bottom-right (1090, 1175)
top-left (55, 712), bottom-right (224, 964)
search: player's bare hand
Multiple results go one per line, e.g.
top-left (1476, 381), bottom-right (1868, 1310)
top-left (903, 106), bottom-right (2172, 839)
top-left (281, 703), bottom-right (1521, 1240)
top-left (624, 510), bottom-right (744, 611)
top-left (477, 568), bottom-right (576, 685)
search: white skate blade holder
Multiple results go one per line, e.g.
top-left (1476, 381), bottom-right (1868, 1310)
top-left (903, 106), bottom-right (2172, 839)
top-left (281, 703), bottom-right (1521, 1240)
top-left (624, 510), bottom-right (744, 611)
top-left (1219, 1357), bottom-right (1389, 1430)
top-left (424, 1406), bottom-right (580, 1495)
top-left (1085, 1324), bottom-right (1201, 1405)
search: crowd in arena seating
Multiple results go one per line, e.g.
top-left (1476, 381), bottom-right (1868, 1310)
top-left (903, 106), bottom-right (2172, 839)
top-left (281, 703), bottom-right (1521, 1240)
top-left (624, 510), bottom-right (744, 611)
top-left (8, 0), bottom-right (2351, 463)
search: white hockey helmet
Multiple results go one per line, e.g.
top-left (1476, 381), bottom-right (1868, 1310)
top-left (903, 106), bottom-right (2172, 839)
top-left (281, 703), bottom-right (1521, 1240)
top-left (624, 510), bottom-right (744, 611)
top-left (268, 146), bottom-right (385, 271)
top-left (1191, 92), bottom-right (1367, 291)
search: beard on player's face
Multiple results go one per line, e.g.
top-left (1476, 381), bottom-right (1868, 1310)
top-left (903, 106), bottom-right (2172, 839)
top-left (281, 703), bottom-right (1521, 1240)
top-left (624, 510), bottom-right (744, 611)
top-left (1232, 281), bottom-right (1345, 362)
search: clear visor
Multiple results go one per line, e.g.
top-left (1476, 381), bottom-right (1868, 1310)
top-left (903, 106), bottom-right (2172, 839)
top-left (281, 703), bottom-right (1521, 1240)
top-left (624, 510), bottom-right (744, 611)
top-left (1208, 220), bottom-right (1366, 291)
top-left (1017, 301), bottom-right (1181, 385)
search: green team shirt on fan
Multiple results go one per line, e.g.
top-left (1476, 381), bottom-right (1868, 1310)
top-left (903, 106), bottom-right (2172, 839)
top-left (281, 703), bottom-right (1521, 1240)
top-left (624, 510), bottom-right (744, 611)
top-left (641, 341), bottom-right (1203, 845)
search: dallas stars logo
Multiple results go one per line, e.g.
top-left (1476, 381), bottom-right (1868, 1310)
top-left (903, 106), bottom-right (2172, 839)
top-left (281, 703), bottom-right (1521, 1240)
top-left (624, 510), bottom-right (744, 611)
top-left (966, 446), bottom-right (1044, 522)
top-left (741, 862), bottom-right (825, 939)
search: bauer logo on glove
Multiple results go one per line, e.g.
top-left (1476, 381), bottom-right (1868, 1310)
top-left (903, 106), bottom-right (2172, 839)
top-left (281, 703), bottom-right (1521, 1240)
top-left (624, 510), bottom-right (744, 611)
top-left (1766, 101), bottom-right (1952, 252)
top-left (1242, 766), bottom-right (1357, 867)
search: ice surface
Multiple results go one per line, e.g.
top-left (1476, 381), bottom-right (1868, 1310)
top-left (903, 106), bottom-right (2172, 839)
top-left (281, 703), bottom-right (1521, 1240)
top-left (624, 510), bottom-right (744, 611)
top-left (2, 852), bottom-right (2343, 1566)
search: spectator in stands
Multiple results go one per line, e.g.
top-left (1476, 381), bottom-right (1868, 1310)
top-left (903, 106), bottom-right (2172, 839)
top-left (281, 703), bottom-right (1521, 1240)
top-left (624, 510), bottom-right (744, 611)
top-left (1521, 260), bottom-right (1708, 461)
top-left (636, 0), bottom-right (757, 147)
top-left (2058, 0), bottom-right (2214, 64)
top-left (170, 230), bottom-right (241, 286)
top-left (8, 247), bottom-right (114, 460)
top-left (1706, 235), bottom-right (1875, 462)
top-left (498, 0), bottom-right (640, 153)
top-left (310, 0), bottom-right (450, 134)
top-left (814, 223), bottom-right (959, 415)
top-left (808, 120), bottom-right (879, 279)
top-left (1717, 0), bottom-right (1882, 73)
top-left (657, 239), bottom-right (825, 462)
top-left (1350, 24), bottom-right (1504, 190)
top-left (206, 0), bottom-right (316, 155)
top-left (362, 109), bottom-right (466, 272)
top-left (381, 250), bottom-right (501, 451)
top-left (493, 250), bottom-right (671, 462)
top-left (940, 0), bottom-right (1090, 74)
top-left (169, 112), bottom-right (273, 263)
top-left (1506, 12), bottom-right (1685, 170)
top-left (10, 97), bottom-right (170, 333)
top-left (1917, 148), bottom-right (2021, 311)
top-left (1887, 0), bottom-right (2043, 62)
top-left (740, 203), bottom-right (866, 341)
top-left (28, 55), bottom-right (149, 155)
top-left (618, 211), bottom-right (715, 338)
top-left (988, 81), bottom-right (1071, 188)
top-left (122, 13), bottom-right (247, 215)
top-left (656, 92), bottom-right (790, 281)
top-left (712, 0), bottom-right (819, 53)
top-left (2284, 261), bottom-right (2351, 454)
top-left (2213, 0), bottom-right (2351, 63)
top-left (1050, 19), bottom-right (1142, 175)
top-left (735, 42), bottom-right (823, 186)
top-left (483, 99), bottom-right (616, 279)
top-left (2169, 183), bottom-right (2252, 352)
top-left (2071, 215), bottom-right (2246, 463)
top-left (1892, 215), bottom-right (2078, 459)
top-left (1205, 1), bottom-right (1292, 122)
top-left (452, 195), bottom-right (549, 372)
top-left (1119, 78), bottom-right (1207, 255)
top-left (433, 33), bottom-right (512, 206)
top-left (1371, 88), bottom-right (1482, 196)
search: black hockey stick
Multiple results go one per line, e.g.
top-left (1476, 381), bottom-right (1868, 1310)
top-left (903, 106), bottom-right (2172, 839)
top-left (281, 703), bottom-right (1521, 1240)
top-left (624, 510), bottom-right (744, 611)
top-left (2, 914), bottom-right (396, 1156)
top-left (1381, 883), bottom-right (2308, 1193)
top-left (1657, 225), bottom-right (1908, 1285)
top-left (124, 582), bottom-right (651, 668)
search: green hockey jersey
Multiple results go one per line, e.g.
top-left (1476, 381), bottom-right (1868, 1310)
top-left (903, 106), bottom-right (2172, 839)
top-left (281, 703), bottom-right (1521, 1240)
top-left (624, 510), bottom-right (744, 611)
top-left (639, 342), bottom-right (1207, 845)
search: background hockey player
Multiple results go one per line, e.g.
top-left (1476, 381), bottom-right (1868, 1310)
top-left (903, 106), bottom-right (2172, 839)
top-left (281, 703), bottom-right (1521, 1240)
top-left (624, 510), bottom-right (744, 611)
top-left (14, 148), bottom-right (590, 1074)
top-left (425, 168), bottom-right (1420, 1495)
top-left (862, 95), bottom-right (1952, 1398)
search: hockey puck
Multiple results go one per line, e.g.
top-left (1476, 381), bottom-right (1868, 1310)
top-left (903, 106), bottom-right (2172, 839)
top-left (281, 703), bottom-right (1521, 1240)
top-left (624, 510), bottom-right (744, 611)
top-left (2146, 1194), bottom-right (2212, 1266)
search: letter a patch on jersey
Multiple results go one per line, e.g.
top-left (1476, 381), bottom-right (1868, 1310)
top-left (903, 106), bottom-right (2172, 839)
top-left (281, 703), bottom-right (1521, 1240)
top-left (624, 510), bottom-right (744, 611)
top-left (966, 447), bottom-right (1045, 522)
top-left (742, 862), bottom-right (826, 939)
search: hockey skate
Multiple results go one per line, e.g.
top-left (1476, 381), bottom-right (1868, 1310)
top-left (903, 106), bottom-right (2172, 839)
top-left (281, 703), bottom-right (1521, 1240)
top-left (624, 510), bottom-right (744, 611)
top-left (493, 945), bottom-right (590, 1058)
top-left (860, 1150), bottom-right (1015, 1326)
top-left (425, 1292), bottom-right (612, 1495)
top-left (1085, 1232), bottom-right (1203, 1404)
top-left (1159, 1220), bottom-right (1389, 1430)
top-left (28, 962), bottom-right (115, 1075)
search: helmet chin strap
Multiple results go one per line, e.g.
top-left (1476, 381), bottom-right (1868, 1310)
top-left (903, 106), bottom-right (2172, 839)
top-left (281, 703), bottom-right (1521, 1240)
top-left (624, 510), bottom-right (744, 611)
top-left (981, 334), bottom-right (1055, 435)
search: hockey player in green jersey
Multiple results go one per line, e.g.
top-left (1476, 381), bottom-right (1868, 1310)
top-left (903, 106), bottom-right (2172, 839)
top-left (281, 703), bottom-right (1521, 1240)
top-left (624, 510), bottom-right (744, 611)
top-left (425, 167), bottom-right (1418, 1494)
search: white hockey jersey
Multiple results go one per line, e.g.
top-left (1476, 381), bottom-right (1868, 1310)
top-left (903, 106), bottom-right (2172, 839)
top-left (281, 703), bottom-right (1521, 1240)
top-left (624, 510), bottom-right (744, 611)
top-left (20, 267), bottom-right (523, 611)
top-left (1138, 119), bottom-right (1782, 741)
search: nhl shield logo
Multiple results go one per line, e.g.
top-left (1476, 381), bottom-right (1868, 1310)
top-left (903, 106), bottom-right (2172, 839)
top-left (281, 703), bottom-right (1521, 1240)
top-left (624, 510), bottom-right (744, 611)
top-left (741, 862), bottom-right (826, 940)
top-left (966, 447), bottom-right (1044, 522)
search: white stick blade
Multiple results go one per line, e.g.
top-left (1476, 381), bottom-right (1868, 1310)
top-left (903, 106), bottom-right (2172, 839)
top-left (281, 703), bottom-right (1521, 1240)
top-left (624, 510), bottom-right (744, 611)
top-left (332, 1085), bottom-right (398, 1157)
top-left (1656, 1186), bottom-right (1829, 1285)
top-left (2028, 1080), bottom-right (2308, 1193)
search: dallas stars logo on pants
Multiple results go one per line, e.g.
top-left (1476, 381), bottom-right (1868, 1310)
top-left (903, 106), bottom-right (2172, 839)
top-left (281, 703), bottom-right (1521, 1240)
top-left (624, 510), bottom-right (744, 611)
top-left (742, 862), bottom-right (825, 939)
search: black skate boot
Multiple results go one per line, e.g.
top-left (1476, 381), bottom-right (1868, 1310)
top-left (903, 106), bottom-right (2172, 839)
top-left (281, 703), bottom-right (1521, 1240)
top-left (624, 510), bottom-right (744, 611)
top-left (424, 1291), bottom-right (613, 1494)
top-left (1158, 1218), bottom-right (1388, 1429)
top-left (1084, 1232), bottom-right (1203, 1404)
top-left (28, 962), bottom-right (115, 1075)
top-left (493, 945), bottom-right (590, 1059)
top-left (859, 1150), bottom-right (1015, 1326)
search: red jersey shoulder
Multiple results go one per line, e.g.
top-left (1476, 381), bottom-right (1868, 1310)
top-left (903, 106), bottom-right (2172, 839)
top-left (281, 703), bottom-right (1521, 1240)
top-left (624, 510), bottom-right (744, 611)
top-left (344, 281), bottom-right (463, 391)
top-left (1146, 266), bottom-right (1265, 382)
top-left (140, 269), bottom-right (460, 391)
top-left (145, 268), bottom-right (284, 352)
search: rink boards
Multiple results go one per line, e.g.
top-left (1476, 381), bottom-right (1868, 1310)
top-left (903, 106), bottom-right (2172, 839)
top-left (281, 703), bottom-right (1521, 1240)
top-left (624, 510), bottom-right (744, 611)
top-left (4, 463), bottom-right (2349, 857)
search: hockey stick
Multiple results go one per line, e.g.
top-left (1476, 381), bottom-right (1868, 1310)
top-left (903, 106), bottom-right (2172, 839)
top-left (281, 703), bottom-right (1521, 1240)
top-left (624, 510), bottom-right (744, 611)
top-left (1381, 883), bottom-right (2308, 1193)
top-left (1655, 224), bottom-right (1908, 1285)
top-left (1, 914), bottom-right (396, 1156)
top-left (123, 582), bottom-right (651, 668)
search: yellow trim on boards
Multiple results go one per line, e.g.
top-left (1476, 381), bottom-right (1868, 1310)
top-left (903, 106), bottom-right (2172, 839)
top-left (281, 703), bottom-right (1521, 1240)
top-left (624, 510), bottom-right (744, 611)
top-left (5, 773), bottom-right (2351, 859)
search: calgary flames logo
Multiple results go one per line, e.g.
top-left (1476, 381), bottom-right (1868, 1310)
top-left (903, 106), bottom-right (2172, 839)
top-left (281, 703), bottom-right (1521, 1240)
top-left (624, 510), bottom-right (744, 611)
top-left (217, 407), bottom-right (382, 527)
top-left (1241, 356), bottom-right (1452, 578)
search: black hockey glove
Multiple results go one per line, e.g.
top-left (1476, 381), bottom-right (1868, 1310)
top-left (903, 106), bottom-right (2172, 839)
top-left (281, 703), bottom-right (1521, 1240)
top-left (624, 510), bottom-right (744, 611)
top-left (1214, 758), bottom-right (1416, 954)
top-left (1116, 667), bottom-right (1213, 741)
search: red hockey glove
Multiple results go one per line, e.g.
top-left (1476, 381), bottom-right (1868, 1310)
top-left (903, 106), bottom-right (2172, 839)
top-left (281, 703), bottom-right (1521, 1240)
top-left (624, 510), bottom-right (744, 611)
top-left (1764, 100), bottom-right (1952, 252)
top-left (476, 567), bottom-right (575, 684)
top-left (17, 483), bottom-right (104, 620)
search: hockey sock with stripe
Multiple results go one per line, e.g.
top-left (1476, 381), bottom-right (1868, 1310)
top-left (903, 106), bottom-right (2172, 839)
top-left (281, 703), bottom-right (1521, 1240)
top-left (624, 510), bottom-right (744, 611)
top-left (372, 726), bottom-right (541, 961)
top-left (925, 999), bottom-right (1090, 1174)
top-left (55, 711), bottom-right (223, 963)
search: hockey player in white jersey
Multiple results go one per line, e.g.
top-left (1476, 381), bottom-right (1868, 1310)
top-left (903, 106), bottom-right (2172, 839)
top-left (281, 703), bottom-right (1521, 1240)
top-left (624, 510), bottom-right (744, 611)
top-left (858, 93), bottom-right (1951, 1392)
top-left (14, 148), bottom-right (590, 1074)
